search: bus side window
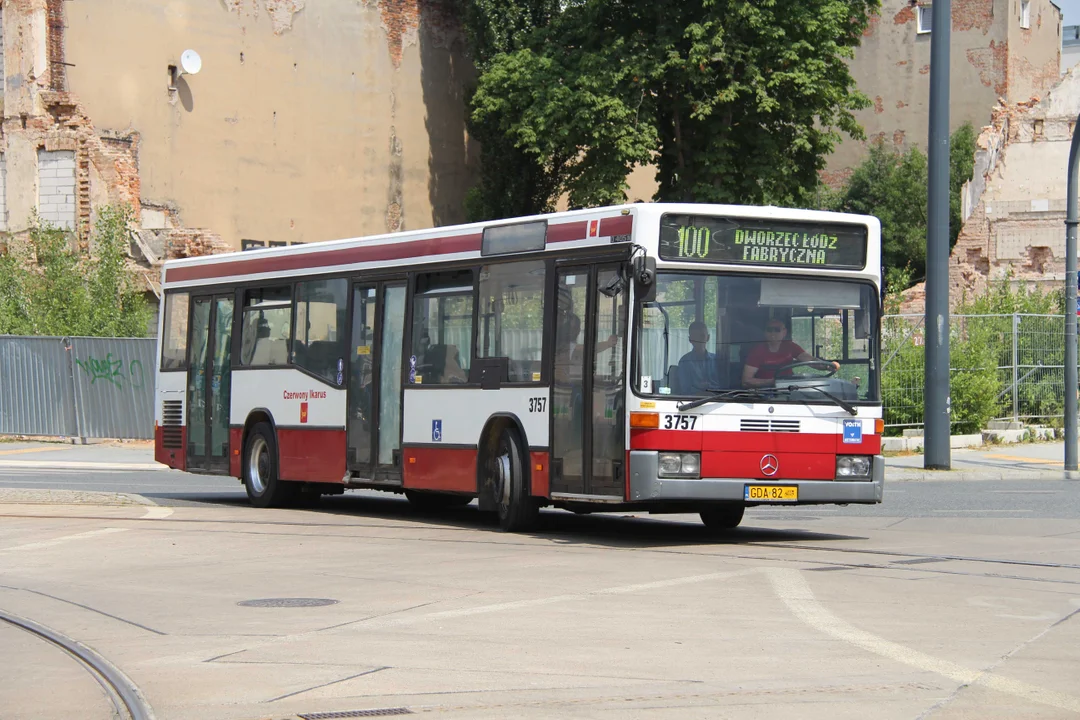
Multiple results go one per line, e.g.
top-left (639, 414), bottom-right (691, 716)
top-left (239, 286), bottom-right (292, 367)
top-left (477, 260), bottom-right (546, 383)
top-left (410, 270), bottom-right (475, 385)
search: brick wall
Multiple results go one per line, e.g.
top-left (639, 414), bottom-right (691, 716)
top-left (37, 149), bottom-right (76, 229)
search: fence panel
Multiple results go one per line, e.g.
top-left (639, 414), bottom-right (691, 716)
top-left (0, 336), bottom-right (78, 437)
top-left (69, 337), bottom-right (156, 439)
top-left (882, 313), bottom-right (1073, 429)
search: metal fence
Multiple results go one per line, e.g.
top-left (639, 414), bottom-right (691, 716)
top-left (0, 336), bottom-right (155, 440)
top-left (882, 314), bottom-right (1068, 429)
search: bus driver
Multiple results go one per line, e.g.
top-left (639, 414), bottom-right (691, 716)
top-left (742, 319), bottom-right (839, 388)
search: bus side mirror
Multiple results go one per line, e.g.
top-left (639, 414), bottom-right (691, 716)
top-left (632, 255), bottom-right (656, 302)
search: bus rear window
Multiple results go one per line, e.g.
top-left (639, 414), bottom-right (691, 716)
top-left (161, 292), bottom-right (190, 370)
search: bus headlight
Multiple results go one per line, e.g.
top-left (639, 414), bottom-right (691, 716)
top-left (658, 452), bottom-right (701, 479)
top-left (836, 455), bottom-right (871, 478)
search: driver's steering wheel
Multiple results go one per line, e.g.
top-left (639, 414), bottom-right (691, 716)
top-left (773, 359), bottom-right (838, 378)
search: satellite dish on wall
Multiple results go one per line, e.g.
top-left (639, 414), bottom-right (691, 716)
top-left (179, 49), bottom-right (202, 77)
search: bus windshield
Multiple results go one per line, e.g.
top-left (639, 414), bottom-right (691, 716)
top-left (636, 272), bottom-right (879, 403)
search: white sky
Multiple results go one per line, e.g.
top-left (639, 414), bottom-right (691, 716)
top-left (1058, 0), bottom-right (1080, 25)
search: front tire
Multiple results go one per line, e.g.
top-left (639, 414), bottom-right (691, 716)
top-left (491, 428), bottom-right (538, 532)
top-left (700, 505), bottom-right (745, 531)
top-left (243, 422), bottom-right (295, 508)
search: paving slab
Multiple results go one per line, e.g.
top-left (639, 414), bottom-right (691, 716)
top-left (0, 499), bottom-right (1077, 719)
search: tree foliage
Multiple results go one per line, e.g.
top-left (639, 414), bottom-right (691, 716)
top-left (462, 0), bottom-right (879, 219)
top-left (0, 206), bottom-right (151, 337)
top-left (831, 123), bottom-right (978, 291)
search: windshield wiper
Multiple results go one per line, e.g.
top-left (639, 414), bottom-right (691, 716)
top-left (677, 388), bottom-right (779, 412)
top-left (778, 383), bottom-right (857, 416)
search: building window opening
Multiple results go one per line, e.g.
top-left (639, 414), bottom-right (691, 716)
top-left (917, 5), bottom-right (932, 34)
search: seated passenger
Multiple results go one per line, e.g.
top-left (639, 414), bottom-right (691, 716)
top-left (676, 321), bottom-right (720, 394)
top-left (427, 344), bottom-right (468, 384)
top-left (742, 319), bottom-right (839, 388)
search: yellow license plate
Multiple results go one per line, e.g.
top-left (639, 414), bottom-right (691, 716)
top-left (744, 485), bottom-right (798, 502)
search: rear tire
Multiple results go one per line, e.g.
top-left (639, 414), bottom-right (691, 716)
top-left (243, 422), bottom-right (296, 508)
top-left (700, 505), bottom-right (745, 531)
top-left (405, 490), bottom-right (473, 510)
top-left (491, 428), bottom-right (538, 532)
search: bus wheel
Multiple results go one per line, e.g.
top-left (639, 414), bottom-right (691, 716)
top-left (700, 505), bottom-right (745, 531)
top-left (244, 422), bottom-right (295, 508)
top-left (491, 428), bottom-right (538, 532)
top-left (405, 490), bottom-right (473, 510)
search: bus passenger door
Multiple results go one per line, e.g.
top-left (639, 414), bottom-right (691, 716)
top-left (550, 266), bottom-right (628, 498)
top-left (347, 285), bottom-right (377, 475)
top-left (187, 294), bottom-right (234, 473)
top-left (590, 266), bottom-right (628, 497)
top-left (347, 281), bottom-right (406, 483)
top-left (551, 268), bottom-right (589, 495)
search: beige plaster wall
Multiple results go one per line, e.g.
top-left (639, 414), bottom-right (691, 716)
top-left (62, 0), bottom-right (475, 249)
top-left (1006, 0), bottom-right (1063, 103)
top-left (828, 0), bottom-right (1060, 180)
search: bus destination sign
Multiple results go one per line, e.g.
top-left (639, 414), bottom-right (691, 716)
top-left (659, 214), bottom-right (867, 270)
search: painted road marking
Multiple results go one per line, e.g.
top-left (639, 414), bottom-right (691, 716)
top-left (983, 454), bottom-right (1063, 466)
top-left (0, 528), bottom-right (127, 555)
top-left (765, 567), bottom-right (1080, 713)
top-left (141, 507), bottom-right (174, 519)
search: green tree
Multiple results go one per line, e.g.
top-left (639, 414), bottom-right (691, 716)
top-left (462, 0), bottom-right (565, 221)
top-left (0, 206), bottom-right (151, 337)
top-left (464, 0), bottom-right (879, 217)
top-left (834, 122), bottom-right (978, 292)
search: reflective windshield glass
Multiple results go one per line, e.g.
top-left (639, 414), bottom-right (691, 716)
top-left (636, 273), bottom-right (879, 402)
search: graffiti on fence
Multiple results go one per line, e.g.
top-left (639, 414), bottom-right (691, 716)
top-left (75, 353), bottom-right (145, 390)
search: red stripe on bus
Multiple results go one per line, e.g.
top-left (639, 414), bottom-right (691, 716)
top-left (165, 233), bottom-right (483, 283)
top-left (530, 451), bottom-right (549, 497)
top-left (277, 428), bottom-right (347, 482)
top-left (230, 427), bottom-right (243, 477)
top-left (154, 425), bottom-right (187, 471)
top-left (547, 221), bottom-right (588, 244)
top-left (600, 215), bottom-right (633, 237)
top-left (630, 428), bottom-right (702, 451)
top-left (701, 451), bottom-right (835, 480)
top-left (403, 446), bottom-right (477, 493)
top-left (165, 215), bottom-right (634, 284)
top-left (630, 430), bottom-right (880, 454)
top-left (834, 433), bottom-right (881, 454)
top-left (701, 431), bottom-right (848, 453)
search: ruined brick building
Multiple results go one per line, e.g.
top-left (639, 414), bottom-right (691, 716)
top-left (831, 0), bottom-right (1063, 183)
top-left (0, 0), bottom-right (475, 294)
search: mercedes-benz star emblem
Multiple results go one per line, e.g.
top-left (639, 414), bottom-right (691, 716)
top-left (760, 454), bottom-right (779, 476)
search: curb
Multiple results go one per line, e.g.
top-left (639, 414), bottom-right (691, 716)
top-left (887, 468), bottom-right (1072, 482)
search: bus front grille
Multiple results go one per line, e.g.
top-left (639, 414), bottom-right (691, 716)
top-left (740, 419), bottom-right (800, 433)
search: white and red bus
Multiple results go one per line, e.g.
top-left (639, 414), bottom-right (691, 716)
top-left (155, 203), bottom-right (883, 531)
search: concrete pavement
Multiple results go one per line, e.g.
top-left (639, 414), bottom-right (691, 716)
top-left (0, 496), bottom-right (1078, 719)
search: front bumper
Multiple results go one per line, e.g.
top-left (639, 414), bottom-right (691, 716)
top-left (629, 451), bottom-right (885, 504)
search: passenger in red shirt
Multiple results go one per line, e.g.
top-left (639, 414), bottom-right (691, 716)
top-left (742, 319), bottom-right (839, 388)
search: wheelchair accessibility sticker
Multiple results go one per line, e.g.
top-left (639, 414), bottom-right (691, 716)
top-left (842, 419), bottom-right (863, 444)
top-left (432, 419), bottom-right (442, 442)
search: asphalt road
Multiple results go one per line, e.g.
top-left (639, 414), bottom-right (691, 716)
top-left (2, 466), bottom-right (1079, 521)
